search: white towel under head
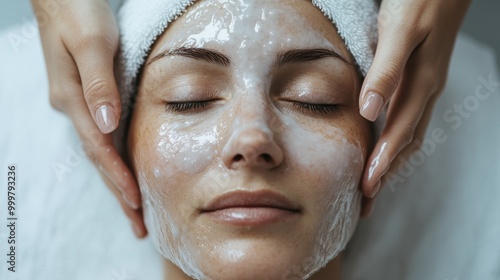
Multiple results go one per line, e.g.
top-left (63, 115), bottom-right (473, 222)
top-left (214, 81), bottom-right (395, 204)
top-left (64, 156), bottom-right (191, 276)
top-left (115, 0), bottom-right (379, 126)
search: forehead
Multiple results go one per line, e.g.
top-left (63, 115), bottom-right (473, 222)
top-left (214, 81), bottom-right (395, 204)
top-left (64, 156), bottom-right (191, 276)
top-left (152, 0), bottom-right (351, 60)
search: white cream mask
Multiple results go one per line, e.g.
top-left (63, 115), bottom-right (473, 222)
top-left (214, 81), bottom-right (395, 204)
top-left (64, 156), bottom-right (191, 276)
top-left (128, 1), bottom-right (370, 279)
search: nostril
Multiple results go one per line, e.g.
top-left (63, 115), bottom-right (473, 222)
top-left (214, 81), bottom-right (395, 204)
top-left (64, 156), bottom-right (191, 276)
top-left (233, 154), bottom-right (244, 162)
top-left (261, 153), bottom-right (272, 163)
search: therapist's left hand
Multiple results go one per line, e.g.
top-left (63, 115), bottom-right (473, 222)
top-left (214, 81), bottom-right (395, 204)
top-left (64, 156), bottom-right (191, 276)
top-left (359, 0), bottom-right (471, 216)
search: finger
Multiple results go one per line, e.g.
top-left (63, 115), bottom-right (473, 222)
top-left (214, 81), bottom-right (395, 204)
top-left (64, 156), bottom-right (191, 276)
top-left (360, 15), bottom-right (426, 122)
top-left (39, 33), bottom-right (83, 113)
top-left (41, 21), bottom-right (143, 232)
top-left (63, 89), bottom-right (142, 211)
top-left (362, 66), bottom-right (435, 197)
top-left (382, 94), bottom-right (439, 183)
top-left (360, 98), bottom-right (436, 215)
top-left (71, 38), bottom-right (122, 134)
top-left (99, 170), bottom-right (147, 238)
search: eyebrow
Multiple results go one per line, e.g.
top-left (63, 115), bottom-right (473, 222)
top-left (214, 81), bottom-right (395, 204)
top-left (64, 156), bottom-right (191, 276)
top-left (275, 48), bottom-right (350, 66)
top-left (147, 47), bottom-right (350, 67)
top-left (147, 47), bottom-right (231, 66)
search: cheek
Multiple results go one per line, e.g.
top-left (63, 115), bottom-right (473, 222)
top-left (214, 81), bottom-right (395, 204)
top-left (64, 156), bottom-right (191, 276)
top-left (281, 120), bottom-right (365, 270)
top-left (281, 117), bottom-right (365, 210)
top-left (129, 111), bottom-right (230, 219)
top-left (311, 140), bottom-right (363, 212)
top-left (129, 114), bottom-right (214, 277)
top-left (155, 121), bottom-right (220, 176)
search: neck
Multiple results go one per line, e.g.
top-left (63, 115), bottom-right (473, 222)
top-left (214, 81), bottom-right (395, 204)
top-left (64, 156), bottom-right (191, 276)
top-left (163, 255), bottom-right (342, 280)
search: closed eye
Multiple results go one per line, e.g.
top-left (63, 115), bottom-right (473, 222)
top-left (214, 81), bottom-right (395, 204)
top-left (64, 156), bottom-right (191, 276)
top-left (164, 100), bottom-right (339, 115)
top-left (288, 101), bottom-right (340, 115)
top-left (164, 100), bottom-right (214, 113)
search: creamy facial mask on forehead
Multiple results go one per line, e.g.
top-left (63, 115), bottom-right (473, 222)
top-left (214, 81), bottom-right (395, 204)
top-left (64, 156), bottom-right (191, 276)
top-left (154, 0), bottom-right (346, 97)
top-left (127, 0), bottom-right (371, 279)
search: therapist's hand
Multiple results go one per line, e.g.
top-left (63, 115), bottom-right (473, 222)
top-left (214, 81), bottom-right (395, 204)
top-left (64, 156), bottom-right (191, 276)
top-left (32, 0), bottom-right (146, 237)
top-left (360, 0), bottom-right (471, 214)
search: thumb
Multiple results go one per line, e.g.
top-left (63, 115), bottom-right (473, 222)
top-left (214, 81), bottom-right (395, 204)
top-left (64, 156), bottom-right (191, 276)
top-left (73, 41), bottom-right (122, 134)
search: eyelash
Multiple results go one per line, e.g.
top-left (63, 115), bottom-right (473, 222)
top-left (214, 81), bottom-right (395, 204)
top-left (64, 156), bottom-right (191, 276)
top-left (165, 101), bottom-right (212, 112)
top-left (289, 101), bottom-right (340, 115)
top-left (164, 100), bottom-right (340, 115)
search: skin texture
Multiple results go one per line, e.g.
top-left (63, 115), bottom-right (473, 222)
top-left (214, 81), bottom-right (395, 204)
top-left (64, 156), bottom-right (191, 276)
top-left (127, 0), bottom-right (372, 279)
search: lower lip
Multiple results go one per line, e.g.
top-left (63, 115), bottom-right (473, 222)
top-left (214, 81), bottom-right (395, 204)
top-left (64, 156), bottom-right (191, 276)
top-left (202, 207), bottom-right (299, 226)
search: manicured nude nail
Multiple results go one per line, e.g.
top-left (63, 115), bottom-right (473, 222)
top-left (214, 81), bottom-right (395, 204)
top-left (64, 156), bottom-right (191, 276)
top-left (360, 92), bottom-right (384, 122)
top-left (368, 142), bottom-right (388, 181)
top-left (95, 104), bottom-right (117, 134)
top-left (123, 192), bottom-right (140, 210)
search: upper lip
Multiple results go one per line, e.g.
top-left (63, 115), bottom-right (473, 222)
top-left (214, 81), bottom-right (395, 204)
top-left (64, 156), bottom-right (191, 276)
top-left (202, 190), bottom-right (301, 212)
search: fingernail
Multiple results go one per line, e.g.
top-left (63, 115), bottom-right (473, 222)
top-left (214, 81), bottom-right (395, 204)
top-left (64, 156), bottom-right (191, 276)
top-left (132, 223), bottom-right (143, 238)
top-left (368, 142), bottom-right (388, 181)
top-left (370, 180), bottom-right (381, 198)
top-left (95, 104), bottom-right (117, 134)
top-left (123, 192), bottom-right (140, 210)
top-left (369, 160), bottom-right (390, 184)
top-left (368, 159), bottom-right (378, 181)
top-left (360, 92), bottom-right (384, 122)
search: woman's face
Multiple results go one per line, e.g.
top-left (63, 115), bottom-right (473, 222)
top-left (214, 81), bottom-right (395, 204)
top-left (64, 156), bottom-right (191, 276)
top-left (127, 0), bottom-right (372, 279)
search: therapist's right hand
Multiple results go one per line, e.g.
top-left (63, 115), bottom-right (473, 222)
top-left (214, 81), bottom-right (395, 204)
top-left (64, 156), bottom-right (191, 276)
top-left (31, 0), bottom-right (146, 238)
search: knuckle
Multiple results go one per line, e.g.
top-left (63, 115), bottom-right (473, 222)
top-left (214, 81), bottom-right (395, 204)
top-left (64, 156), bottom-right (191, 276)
top-left (405, 140), bottom-right (422, 156)
top-left (86, 150), bottom-right (99, 167)
top-left (382, 2), bottom-right (428, 30)
top-left (48, 91), bottom-right (64, 110)
top-left (83, 77), bottom-right (110, 104)
top-left (80, 140), bottom-right (105, 165)
top-left (417, 65), bottom-right (446, 94)
top-left (49, 87), bottom-right (71, 111)
top-left (378, 4), bottom-right (405, 29)
top-left (376, 64), bottom-right (402, 92)
top-left (399, 124), bottom-right (416, 149)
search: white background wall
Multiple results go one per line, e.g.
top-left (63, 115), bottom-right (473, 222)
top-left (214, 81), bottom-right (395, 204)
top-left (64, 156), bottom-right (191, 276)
top-left (0, 0), bottom-right (498, 68)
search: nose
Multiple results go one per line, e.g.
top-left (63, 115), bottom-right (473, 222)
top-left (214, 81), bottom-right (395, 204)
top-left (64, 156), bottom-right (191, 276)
top-left (221, 124), bottom-right (284, 170)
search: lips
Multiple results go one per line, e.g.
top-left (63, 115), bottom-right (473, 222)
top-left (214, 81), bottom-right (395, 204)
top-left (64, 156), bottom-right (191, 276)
top-left (201, 190), bottom-right (301, 226)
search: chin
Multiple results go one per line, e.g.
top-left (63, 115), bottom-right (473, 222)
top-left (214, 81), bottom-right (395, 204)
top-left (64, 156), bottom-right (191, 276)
top-left (172, 234), bottom-right (322, 280)
top-left (197, 246), bottom-right (311, 280)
